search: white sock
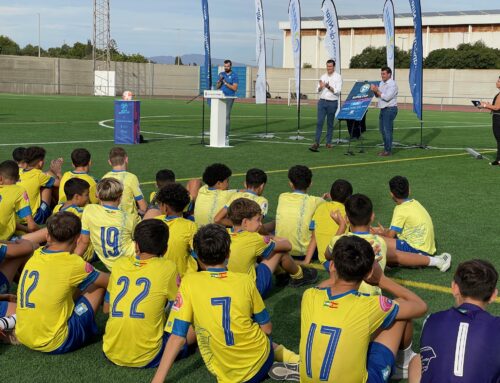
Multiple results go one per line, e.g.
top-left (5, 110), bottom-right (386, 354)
top-left (0, 314), bottom-right (16, 331)
top-left (427, 256), bottom-right (439, 267)
top-left (396, 343), bottom-right (414, 366)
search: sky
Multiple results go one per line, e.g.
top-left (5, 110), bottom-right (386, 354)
top-left (0, 1), bottom-right (497, 66)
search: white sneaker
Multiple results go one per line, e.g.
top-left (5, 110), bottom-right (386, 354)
top-left (435, 253), bottom-right (452, 272)
top-left (268, 362), bottom-right (300, 381)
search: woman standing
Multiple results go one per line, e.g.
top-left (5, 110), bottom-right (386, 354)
top-left (482, 77), bottom-right (500, 165)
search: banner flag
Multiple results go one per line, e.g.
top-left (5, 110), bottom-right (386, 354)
top-left (383, 0), bottom-right (395, 77)
top-left (255, 0), bottom-right (267, 104)
top-left (409, 0), bottom-right (423, 120)
top-left (288, 0), bottom-right (301, 107)
top-left (201, 0), bottom-right (212, 92)
top-left (321, 0), bottom-right (341, 75)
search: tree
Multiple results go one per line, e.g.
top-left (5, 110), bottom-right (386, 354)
top-left (303, 62), bottom-right (312, 68)
top-left (174, 56), bottom-right (183, 65)
top-left (350, 46), bottom-right (410, 69)
top-left (425, 41), bottom-right (499, 69)
top-left (0, 35), bottom-right (20, 55)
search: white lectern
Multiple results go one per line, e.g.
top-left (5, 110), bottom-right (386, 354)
top-left (204, 90), bottom-right (237, 148)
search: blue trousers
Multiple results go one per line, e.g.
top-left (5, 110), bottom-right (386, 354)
top-left (379, 106), bottom-right (398, 153)
top-left (315, 99), bottom-right (338, 145)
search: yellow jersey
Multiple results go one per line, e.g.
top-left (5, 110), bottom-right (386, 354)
top-left (390, 199), bottom-right (436, 255)
top-left (300, 288), bottom-right (399, 383)
top-left (102, 170), bottom-right (144, 215)
top-left (81, 204), bottom-right (140, 271)
top-left (225, 190), bottom-right (269, 216)
top-left (327, 232), bottom-right (387, 295)
top-left (0, 184), bottom-right (32, 240)
top-left (166, 269), bottom-right (271, 383)
top-left (194, 185), bottom-right (236, 226)
top-left (154, 215), bottom-right (198, 277)
top-left (59, 171), bottom-right (98, 204)
top-left (103, 256), bottom-right (179, 367)
top-left (18, 168), bottom-right (55, 213)
top-left (310, 201), bottom-right (348, 263)
top-left (276, 191), bottom-right (324, 257)
top-left (227, 229), bottom-right (275, 281)
top-left (16, 247), bottom-right (99, 352)
top-left (149, 191), bottom-right (157, 204)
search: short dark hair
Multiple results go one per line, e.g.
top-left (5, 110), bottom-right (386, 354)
top-left (71, 148), bottom-right (91, 167)
top-left (288, 165), bottom-right (312, 190)
top-left (12, 147), bottom-right (26, 163)
top-left (0, 160), bottom-right (20, 181)
top-left (109, 147), bottom-right (127, 166)
top-left (332, 235), bottom-right (374, 282)
top-left (454, 260), bottom-right (498, 302)
top-left (134, 219), bottom-right (169, 256)
top-left (24, 146), bottom-right (46, 166)
top-left (389, 176), bottom-right (410, 199)
top-left (345, 194), bottom-right (373, 226)
top-left (156, 183), bottom-right (190, 213)
top-left (202, 163), bottom-right (232, 187)
top-left (326, 59), bottom-right (336, 66)
top-left (245, 168), bottom-right (267, 188)
top-left (381, 66), bottom-right (392, 75)
top-left (227, 198), bottom-right (262, 225)
top-left (156, 169), bottom-right (176, 189)
top-left (193, 224), bottom-right (230, 266)
top-left (224, 59), bottom-right (232, 66)
top-left (64, 178), bottom-right (90, 200)
top-left (330, 179), bottom-right (353, 204)
top-left (46, 212), bottom-right (81, 243)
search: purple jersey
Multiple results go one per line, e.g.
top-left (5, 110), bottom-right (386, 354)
top-left (420, 303), bottom-right (500, 383)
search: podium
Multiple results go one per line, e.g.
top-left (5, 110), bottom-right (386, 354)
top-left (114, 100), bottom-right (141, 144)
top-left (204, 90), bottom-right (237, 148)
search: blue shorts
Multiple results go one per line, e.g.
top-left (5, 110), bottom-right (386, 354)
top-left (49, 296), bottom-right (97, 354)
top-left (396, 240), bottom-right (430, 255)
top-left (256, 263), bottom-right (273, 298)
top-left (34, 202), bottom-right (52, 225)
top-left (367, 342), bottom-right (395, 383)
top-left (0, 301), bottom-right (8, 317)
top-left (0, 272), bottom-right (10, 295)
top-left (245, 340), bottom-right (274, 383)
top-left (143, 332), bottom-right (193, 368)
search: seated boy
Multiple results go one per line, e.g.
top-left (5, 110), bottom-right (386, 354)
top-left (0, 160), bottom-right (38, 239)
top-left (16, 212), bottom-right (109, 354)
top-left (153, 183), bottom-right (198, 277)
top-left (59, 148), bottom-right (98, 204)
top-left (410, 259), bottom-right (500, 383)
top-left (227, 198), bottom-right (318, 296)
top-left (53, 178), bottom-right (90, 216)
top-left (194, 163), bottom-right (236, 226)
top-left (12, 147), bottom-right (27, 169)
top-left (152, 224), bottom-right (299, 383)
top-left (103, 219), bottom-right (196, 368)
top-left (284, 235), bottom-right (427, 383)
top-left (18, 146), bottom-right (63, 225)
top-left (214, 168), bottom-right (269, 227)
top-left (149, 169), bottom-right (176, 209)
top-left (103, 147), bottom-right (147, 216)
top-left (76, 178), bottom-right (140, 271)
top-left (305, 179), bottom-right (352, 265)
top-left (275, 165), bottom-right (324, 259)
top-left (373, 176), bottom-right (451, 272)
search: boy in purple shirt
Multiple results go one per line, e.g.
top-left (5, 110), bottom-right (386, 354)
top-left (410, 259), bottom-right (500, 383)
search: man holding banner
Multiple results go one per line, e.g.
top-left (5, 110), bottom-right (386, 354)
top-left (309, 59), bottom-right (342, 152)
top-left (216, 60), bottom-right (239, 140)
top-left (371, 66), bottom-right (398, 156)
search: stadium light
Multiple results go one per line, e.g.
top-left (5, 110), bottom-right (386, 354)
top-left (37, 13), bottom-right (41, 57)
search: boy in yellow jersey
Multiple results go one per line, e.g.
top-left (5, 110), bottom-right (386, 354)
top-left (0, 160), bottom-right (38, 239)
top-left (59, 148), bottom-right (98, 204)
top-left (153, 183), bottom-right (198, 277)
top-left (276, 165), bottom-right (325, 258)
top-left (148, 169), bottom-right (176, 209)
top-left (152, 224), bottom-right (300, 383)
top-left (52, 178), bottom-right (90, 216)
top-left (12, 147), bottom-right (27, 169)
top-left (102, 147), bottom-right (146, 216)
top-left (76, 178), bottom-right (140, 271)
top-left (16, 212), bottom-right (109, 354)
top-left (272, 235), bottom-right (428, 383)
top-left (215, 168), bottom-right (269, 227)
top-left (18, 146), bottom-right (63, 225)
top-left (227, 198), bottom-right (317, 296)
top-left (373, 176), bottom-right (452, 272)
top-left (103, 219), bottom-right (196, 368)
top-left (194, 163), bottom-right (236, 226)
top-left (0, 239), bottom-right (35, 298)
top-left (305, 179), bottom-right (352, 265)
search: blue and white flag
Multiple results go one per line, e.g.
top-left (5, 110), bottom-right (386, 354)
top-left (383, 0), bottom-right (395, 77)
top-left (254, 0), bottom-right (267, 104)
top-left (321, 0), bottom-right (340, 74)
top-left (201, 0), bottom-right (212, 91)
top-left (288, 0), bottom-right (301, 106)
top-left (409, 0), bottom-right (423, 120)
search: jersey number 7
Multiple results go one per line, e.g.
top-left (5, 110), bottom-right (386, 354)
top-left (305, 323), bottom-right (342, 380)
top-left (211, 297), bottom-right (235, 346)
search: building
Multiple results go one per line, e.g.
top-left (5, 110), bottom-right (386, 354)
top-left (279, 9), bottom-right (500, 69)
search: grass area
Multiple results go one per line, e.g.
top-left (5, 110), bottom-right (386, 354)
top-left (0, 94), bottom-right (498, 382)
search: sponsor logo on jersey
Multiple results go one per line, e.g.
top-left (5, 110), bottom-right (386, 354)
top-left (172, 292), bottom-right (183, 311)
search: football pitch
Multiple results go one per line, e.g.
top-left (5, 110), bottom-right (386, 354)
top-left (0, 94), bottom-right (499, 382)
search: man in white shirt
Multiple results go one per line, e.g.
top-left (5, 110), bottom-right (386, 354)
top-left (309, 59), bottom-right (342, 152)
top-left (371, 66), bottom-right (398, 156)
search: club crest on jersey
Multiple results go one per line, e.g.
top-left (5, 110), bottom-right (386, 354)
top-left (23, 192), bottom-right (29, 202)
top-left (210, 271), bottom-right (228, 279)
top-left (379, 296), bottom-right (393, 312)
top-left (172, 292), bottom-right (183, 311)
top-left (84, 262), bottom-right (94, 273)
top-left (323, 300), bottom-right (338, 309)
top-left (263, 236), bottom-right (272, 244)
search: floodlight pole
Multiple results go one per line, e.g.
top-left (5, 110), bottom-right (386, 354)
top-left (37, 13), bottom-right (41, 57)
